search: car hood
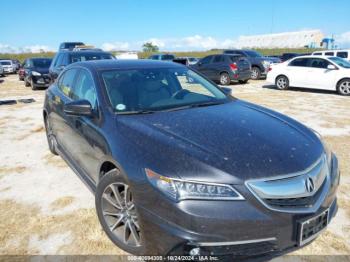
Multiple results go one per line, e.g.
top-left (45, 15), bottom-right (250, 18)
top-left (117, 100), bottom-right (324, 183)
top-left (32, 67), bottom-right (50, 74)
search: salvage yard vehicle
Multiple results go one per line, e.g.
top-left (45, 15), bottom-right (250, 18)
top-left (267, 55), bottom-right (350, 95)
top-left (312, 49), bottom-right (350, 61)
top-left (148, 53), bottom-right (175, 61)
top-left (43, 59), bottom-right (339, 258)
top-left (23, 58), bottom-right (52, 90)
top-left (49, 49), bottom-right (114, 81)
top-left (0, 60), bottom-right (15, 74)
top-left (191, 54), bottom-right (251, 85)
top-left (223, 49), bottom-right (272, 80)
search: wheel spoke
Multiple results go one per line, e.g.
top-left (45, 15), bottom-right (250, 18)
top-left (110, 215), bottom-right (124, 231)
top-left (128, 220), bottom-right (140, 245)
top-left (124, 184), bottom-right (129, 206)
top-left (103, 193), bottom-right (121, 209)
top-left (123, 221), bottom-right (130, 243)
top-left (103, 211), bottom-right (121, 217)
top-left (110, 184), bottom-right (124, 208)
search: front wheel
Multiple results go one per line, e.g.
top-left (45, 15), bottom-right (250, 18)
top-left (44, 116), bottom-right (58, 155)
top-left (337, 79), bottom-right (350, 96)
top-left (275, 75), bottom-right (289, 90)
top-left (96, 170), bottom-right (145, 255)
top-left (219, 72), bottom-right (231, 85)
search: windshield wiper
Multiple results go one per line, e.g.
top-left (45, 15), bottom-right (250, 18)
top-left (117, 110), bottom-right (157, 115)
top-left (164, 101), bottom-right (224, 112)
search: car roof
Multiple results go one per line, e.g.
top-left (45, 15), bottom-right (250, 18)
top-left (58, 50), bottom-right (112, 55)
top-left (68, 59), bottom-right (184, 71)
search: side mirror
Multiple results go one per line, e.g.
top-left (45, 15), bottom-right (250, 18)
top-left (64, 100), bottom-right (92, 117)
top-left (197, 61), bottom-right (202, 66)
top-left (221, 87), bottom-right (232, 95)
top-left (58, 65), bottom-right (65, 71)
top-left (327, 64), bottom-right (337, 70)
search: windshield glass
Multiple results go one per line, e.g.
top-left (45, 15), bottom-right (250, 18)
top-left (70, 53), bottom-right (113, 63)
top-left (245, 50), bottom-right (262, 58)
top-left (0, 61), bottom-right (11, 65)
top-left (329, 57), bottom-right (350, 68)
top-left (101, 67), bottom-right (229, 113)
top-left (161, 55), bottom-right (175, 60)
top-left (32, 59), bottom-right (52, 68)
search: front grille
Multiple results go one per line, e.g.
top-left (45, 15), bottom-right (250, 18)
top-left (264, 178), bottom-right (326, 208)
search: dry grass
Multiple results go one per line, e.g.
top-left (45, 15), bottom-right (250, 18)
top-left (0, 200), bottom-right (124, 255)
top-left (50, 196), bottom-right (75, 210)
top-left (0, 166), bottom-right (27, 175)
top-left (43, 152), bottom-right (67, 169)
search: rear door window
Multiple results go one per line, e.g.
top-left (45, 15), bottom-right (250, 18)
top-left (337, 52), bottom-right (348, 59)
top-left (313, 52), bottom-right (322, 55)
top-left (200, 56), bottom-right (213, 65)
top-left (325, 52), bottom-right (334, 56)
top-left (213, 55), bottom-right (224, 63)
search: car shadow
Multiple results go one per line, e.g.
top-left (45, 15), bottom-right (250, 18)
top-left (262, 84), bottom-right (339, 96)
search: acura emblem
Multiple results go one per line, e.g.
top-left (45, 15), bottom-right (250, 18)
top-left (305, 177), bottom-right (315, 193)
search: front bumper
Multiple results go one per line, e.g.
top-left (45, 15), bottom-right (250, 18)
top-left (32, 74), bottom-right (51, 87)
top-left (137, 154), bottom-right (339, 257)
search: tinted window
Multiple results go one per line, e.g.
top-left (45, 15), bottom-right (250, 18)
top-left (200, 56), bottom-right (213, 64)
top-left (289, 58), bottom-right (308, 67)
top-left (309, 58), bottom-right (331, 69)
top-left (224, 50), bottom-right (235, 54)
top-left (244, 50), bottom-right (262, 57)
top-left (337, 52), bottom-right (348, 58)
top-left (325, 52), bottom-right (334, 56)
top-left (313, 52), bottom-right (322, 55)
top-left (32, 59), bottom-right (52, 68)
top-left (55, 54), bottom-right (64, 67)
top-left (69, 53), bottom-right (113, 63)
top-left (0, 61), bottom-right (11, 65)
top-left (71, 70), bottom-right (97, 108)
top-left (101, 67), bottom-right (228, 113)
top-left (213, 55), bottom-right (223, 63)
top-left (58, 69), bottom-right (78, 97)
top-left (161, 55), bottom-right (175, 60)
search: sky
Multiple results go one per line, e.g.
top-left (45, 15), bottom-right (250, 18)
top-left (0, 0), bottom-right (350, 53)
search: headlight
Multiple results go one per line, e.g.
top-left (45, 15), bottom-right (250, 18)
top-left (145, 168), bottom-right (244, 201)
top-left (32, 71), bottom-right (41, 76)
top-left (262, 60), bottom-right (271, 68)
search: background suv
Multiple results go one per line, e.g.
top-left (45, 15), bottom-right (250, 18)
top-left (223, 49), bottom-right (273, 80)
top-left (191, 54), bottom-right (251, 85)
top-left (59, 42), bottom-right (85, 50)
top-left (0, 60), bottom-right (16, 74)
top-left (148, 54), bottom-right (175, 61)
top-left (49, 49), bottom-right (114, 80)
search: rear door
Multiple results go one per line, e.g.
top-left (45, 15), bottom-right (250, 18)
top-left (195, 55), bottom-right (214, 79)
top-left (286, 58), bottom-right (309, 87)
top-left (209, 55), bottom-right (225, 80)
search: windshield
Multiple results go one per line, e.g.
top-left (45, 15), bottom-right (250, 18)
top-left (245, 50), bottom-right (262, 58)
top-left (0, 61), bottom-right (11, 65)
top-left (70, 53), bottom-right (113, 63)
top-left (32, 59), bottom-right (52, 68)
top-left (329, 57), bottom-right (350, 68)
top-left (101, 67), bottom-right (229, 114)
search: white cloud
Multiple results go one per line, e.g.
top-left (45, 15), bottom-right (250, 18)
top-left (336, 31), bottom-right (350, 48)
top-left (101, 42), bottom-right (130, 51)
top-left (0, 44), bottom-right (54, 53)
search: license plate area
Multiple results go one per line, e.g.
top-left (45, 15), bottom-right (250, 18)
top-left (299, 209), bottom-right (329, 246)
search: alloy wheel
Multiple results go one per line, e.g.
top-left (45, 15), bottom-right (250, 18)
top-left (276, 77), bottom-right (288, 89)
top-left (101, 182), bottom-right (141, 247)
top-left (339, 80), bottom-right (350, 95)
top-left (220, 73), bottom-right (230, 85)
top-left (251, 68), bottom-right (260, 80)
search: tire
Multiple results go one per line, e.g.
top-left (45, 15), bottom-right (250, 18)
top-left (275, 75), bottom-right (289, 90)
top-left (219, 72), bottom-right (231, 85)
top-left (31, 79), bottom-right (37, 90)
top-left (239, 80), bottom-right (249, 84)
top-left (251, 67), bottom-right (261, 80)
top-left (44, 116), bottom-right (58, 155)
top-left (25, 79), bottom-right (30, 87)
top-left (96, 170), bottom-right (145, 255)
top-left (337, 79), bottom-right (350, 96)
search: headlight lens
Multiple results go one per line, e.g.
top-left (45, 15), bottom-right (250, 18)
top-left (145, 168), bottom-right (244, 201)
top-left (32, 71), bottom-right (41, 76)
top-left (262, 60), bottom-right (271, 68)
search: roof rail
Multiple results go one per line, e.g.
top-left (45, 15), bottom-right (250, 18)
top-left (72, 45), bottom-right (103, 51)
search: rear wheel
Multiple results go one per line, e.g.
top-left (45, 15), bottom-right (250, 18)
top-left (25, 79), bottom-right (30, 87)
top-left (337, 79), bottom-right (350, 96)
top-left (251, 67), bottom-right (261, 80)
top-left (31, 79), bottom-right (37, 90)
top-left (96, 170), bottom-right (145, 255)
top-left (276, 75), bottom-right (289, 90)
top-left (219, 72), bottom-right (231, 85)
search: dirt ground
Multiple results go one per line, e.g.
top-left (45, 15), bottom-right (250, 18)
top-left (0, 74), bottom-right (349, 259)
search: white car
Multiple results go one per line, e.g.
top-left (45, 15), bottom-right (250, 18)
top-left (0, 60), bottom-right (15, 74)
top-left (312, 49), bottom-right (350, 62)
top-left (266, 55), bottom-right (350, 96)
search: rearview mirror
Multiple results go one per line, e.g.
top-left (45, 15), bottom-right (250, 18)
top-left (64, 100), bottom-right (92, 117)
top-left (327, 64), bottom-right (337, 70)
